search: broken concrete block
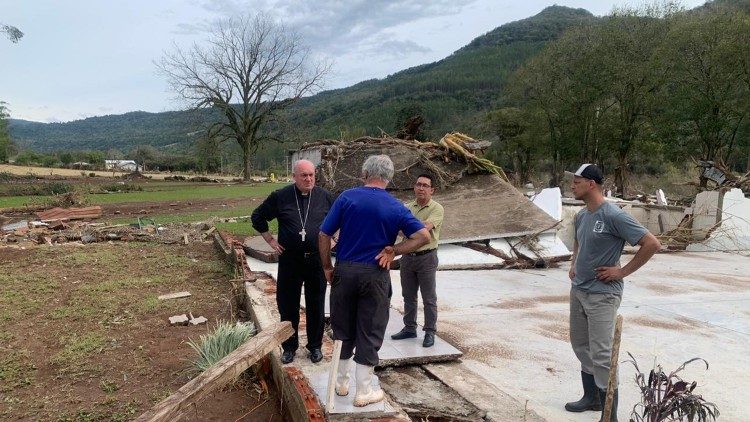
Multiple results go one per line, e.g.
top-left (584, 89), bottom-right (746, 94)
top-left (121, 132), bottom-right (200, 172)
top-left (2, 221), bottom-right (29, 232)
top-left (158, 291), bottom-right (191, 300)
top-left (656, 189), bottom-right (667, 206)
top-left (47, 220), bottom-right (68, 230)
top-left (169, 314), bottom-right (189, 326)
top-left (189, 316), bottom-right (208, 326)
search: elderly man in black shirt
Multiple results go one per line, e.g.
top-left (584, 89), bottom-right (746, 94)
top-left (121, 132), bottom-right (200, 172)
top-left (251, 159), bottom-right (334, 364)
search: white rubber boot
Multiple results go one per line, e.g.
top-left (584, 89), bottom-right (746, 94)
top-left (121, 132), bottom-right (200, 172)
top-left (353, 363), bottom-right (384, 407)
top-left (335, 358), bottom-right (352, 396)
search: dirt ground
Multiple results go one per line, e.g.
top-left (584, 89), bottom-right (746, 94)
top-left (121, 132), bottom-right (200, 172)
top-left (0, 241), bottom-right (283, 421)
top-left (0, 164), bottom-right (246, 181)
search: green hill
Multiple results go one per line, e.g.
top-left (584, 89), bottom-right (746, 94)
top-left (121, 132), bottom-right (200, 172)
top-left (8, 6), bottom-right (594, 159)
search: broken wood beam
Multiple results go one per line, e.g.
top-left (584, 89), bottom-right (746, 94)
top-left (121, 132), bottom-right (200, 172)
top-left (135, 321), bottom-right (293, 422)
top-left (158, 291), bottom-right (191, 300)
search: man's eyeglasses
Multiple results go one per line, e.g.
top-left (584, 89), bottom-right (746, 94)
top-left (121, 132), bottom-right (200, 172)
top-left (415, 182), bottom-right (432, 189)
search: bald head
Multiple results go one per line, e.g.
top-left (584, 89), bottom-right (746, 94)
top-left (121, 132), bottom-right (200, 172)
top-left (293, 160), bottom-right (316, 193)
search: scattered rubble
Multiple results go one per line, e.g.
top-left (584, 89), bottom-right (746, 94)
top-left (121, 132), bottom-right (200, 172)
top-left (168, 313), bottom-right (208, 326)
top-left (37, 206), bottom-right (102, 221)
top-left (169, 314), bottom-right (190, 326)
top-left (0, 216), bottom-right (218, 246)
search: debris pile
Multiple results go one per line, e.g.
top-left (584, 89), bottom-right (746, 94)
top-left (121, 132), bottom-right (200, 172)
top-left (288, 134), bottom-right (569, 269)
top-left (296, 132), bottom-right (503, 194)
top-left (1, 215), bottom-right (217, 246)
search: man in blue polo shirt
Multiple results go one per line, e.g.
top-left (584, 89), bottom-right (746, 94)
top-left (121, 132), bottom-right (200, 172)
top-left (319, 155), bottom-right (430, 407)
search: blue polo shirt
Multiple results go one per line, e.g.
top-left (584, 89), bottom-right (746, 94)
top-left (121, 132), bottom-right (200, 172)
top-left (320, 186), bottom-right (424, 266)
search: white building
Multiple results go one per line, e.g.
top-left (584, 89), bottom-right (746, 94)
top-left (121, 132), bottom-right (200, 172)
top-left (104, 159), bottom-right (141, 172)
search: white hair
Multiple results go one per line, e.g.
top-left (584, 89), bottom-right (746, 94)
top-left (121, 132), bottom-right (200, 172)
top-left (361, 155), bottom-right (394, 183)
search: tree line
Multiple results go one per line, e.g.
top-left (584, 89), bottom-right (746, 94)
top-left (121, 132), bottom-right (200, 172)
top-left (484, 1), bottom-right (750, 194)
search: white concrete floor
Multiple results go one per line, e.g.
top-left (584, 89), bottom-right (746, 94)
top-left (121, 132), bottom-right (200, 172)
top-left (389, 251), bottom-right (750, 421)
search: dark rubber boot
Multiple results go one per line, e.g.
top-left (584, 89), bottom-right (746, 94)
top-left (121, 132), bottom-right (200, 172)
top-left (565, 371), bottom-right (602, 412)
top-left (598, 388), bottom-right (618, 422)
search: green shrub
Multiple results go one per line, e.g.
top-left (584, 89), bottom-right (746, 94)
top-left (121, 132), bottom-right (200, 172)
top-left (187, 321), bottom-right (256, 372)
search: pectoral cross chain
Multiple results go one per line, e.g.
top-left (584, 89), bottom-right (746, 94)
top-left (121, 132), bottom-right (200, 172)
top-left (299, 228), bottom-right (307, 242)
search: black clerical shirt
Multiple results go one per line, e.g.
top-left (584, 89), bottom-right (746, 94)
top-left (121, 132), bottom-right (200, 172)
top-left (251, 184), bottom-right (334, 253)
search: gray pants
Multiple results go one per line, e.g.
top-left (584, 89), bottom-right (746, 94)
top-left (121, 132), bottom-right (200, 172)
top-left (569, 287), bottom-right (622, 389)
top-left (330, 261), bottom-right (391, 366)
top-left (399, 250), bottom-right (438, 333)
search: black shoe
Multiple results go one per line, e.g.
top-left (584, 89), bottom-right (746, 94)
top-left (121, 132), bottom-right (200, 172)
top-left (281, 350), bottom-right (295, 364)
top-left (422, 332), bottom-right (435, 347)
top-left (598, 388), bottom-right (618, 422)
top-left (309, 348), bottom-right (323, 363)
top-left (391, 328), bottom-right (417, 340)
top-left (565, 371), bottom-right (602, 412)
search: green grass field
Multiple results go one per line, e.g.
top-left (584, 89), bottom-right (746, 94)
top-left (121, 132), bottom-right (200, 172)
top-left (0, 181), bottom-right (286, 236)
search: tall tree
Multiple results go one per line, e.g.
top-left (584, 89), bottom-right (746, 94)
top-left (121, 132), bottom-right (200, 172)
top-left (157, 13), bottom-right (329, 181)
top-left (484, 107), bottom-right (542, 185)
top-left (661, 9), bottom-right (750, 184)
top-left (510, 24), bottom-right (607, 187)
top-left (592, 5), bottom-right (676, 194)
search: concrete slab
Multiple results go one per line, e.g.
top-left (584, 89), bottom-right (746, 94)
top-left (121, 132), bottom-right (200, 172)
top-left (246, 255), bottom-right (279, 279)
top-left (437, 244), bottom-right (505, 269)
top-left (505, 232), bottom-right (570, 260)
top-left (531, 187), bottom-right (562, 221)
top-left (242, 235), bottom-right (279, 262)
top-left (388, 252), bottom-right (750, 421)
top-left (378, 366), bottom-right (486, 421)
top-left (379, 308), bottom-right (463, 366)
top-left (688, 188), bottom-right (750, 252)
top-left (309, 371), bottom-right (396, 415)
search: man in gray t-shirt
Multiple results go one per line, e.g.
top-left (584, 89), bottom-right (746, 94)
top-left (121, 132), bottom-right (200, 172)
top-left (564, 164), bottom-right (661, 422)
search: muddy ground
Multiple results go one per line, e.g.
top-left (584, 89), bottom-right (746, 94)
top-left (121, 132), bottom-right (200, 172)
top-left (0, 242), bottom-right (283, 421)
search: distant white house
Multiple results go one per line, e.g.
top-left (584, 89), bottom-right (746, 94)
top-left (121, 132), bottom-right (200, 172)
top-left (105, 159), bottom-right (141, 172)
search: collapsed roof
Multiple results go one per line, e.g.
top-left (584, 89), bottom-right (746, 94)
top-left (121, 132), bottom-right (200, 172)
top-left (292, 134), bottom-right (558, 243)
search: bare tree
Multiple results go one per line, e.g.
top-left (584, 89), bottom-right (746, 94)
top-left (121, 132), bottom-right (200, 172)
top-left (157, 13), bottom-right (329, 180)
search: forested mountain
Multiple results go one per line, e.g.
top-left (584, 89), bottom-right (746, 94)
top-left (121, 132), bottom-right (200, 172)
top-left (8, 6), bottom-right (594, 161)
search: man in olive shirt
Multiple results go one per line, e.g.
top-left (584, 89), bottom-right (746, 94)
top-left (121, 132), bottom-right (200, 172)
top-left (391, 174), bottom-right (445, 347)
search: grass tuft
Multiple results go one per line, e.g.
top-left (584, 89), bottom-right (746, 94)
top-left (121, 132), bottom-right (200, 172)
top-left (187, 321), bottom-right (256, 372)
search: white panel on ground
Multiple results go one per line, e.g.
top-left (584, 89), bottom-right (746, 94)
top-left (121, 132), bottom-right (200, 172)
top-left (530, 187), bottom-right (562, 221)
top-left (488, 238), bottom-right (516, 259)
top-left (378, 308), bottom-right (463, 366)
top-left (691, 191), bottom-right (721, 235)
top-left (245, 256), bottom-right (279, 279)
top-left (687, 188), bottom-right (750, 252)
top-left (436, 244), bottom-right (505, 270)
top-left (501, 233), bottom-right (571, 260)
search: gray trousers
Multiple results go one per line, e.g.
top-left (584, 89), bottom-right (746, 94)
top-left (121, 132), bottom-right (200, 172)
top-left (330, 261), bottom-right (391, 366)
top-left (399, 250), bottom-right (438, 333)
top-left (569, 287), bottom-right (622, 389)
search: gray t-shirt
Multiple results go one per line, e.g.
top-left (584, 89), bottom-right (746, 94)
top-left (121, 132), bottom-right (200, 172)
top-left (573, 201), bottom-right (649, 294)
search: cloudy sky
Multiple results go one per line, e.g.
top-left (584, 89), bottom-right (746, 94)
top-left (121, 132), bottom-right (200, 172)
top-left (1, 0), bottom-right (705, 123)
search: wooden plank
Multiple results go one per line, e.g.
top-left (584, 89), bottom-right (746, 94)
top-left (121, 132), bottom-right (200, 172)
top-left (603, 315), bottom-right (623, 421)
top-left (326, 340), bottom-right (343, 412)
top-left (157, 291), bottom-right (191, 300)
top-left (135, 321), bottom-right (293, 422)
